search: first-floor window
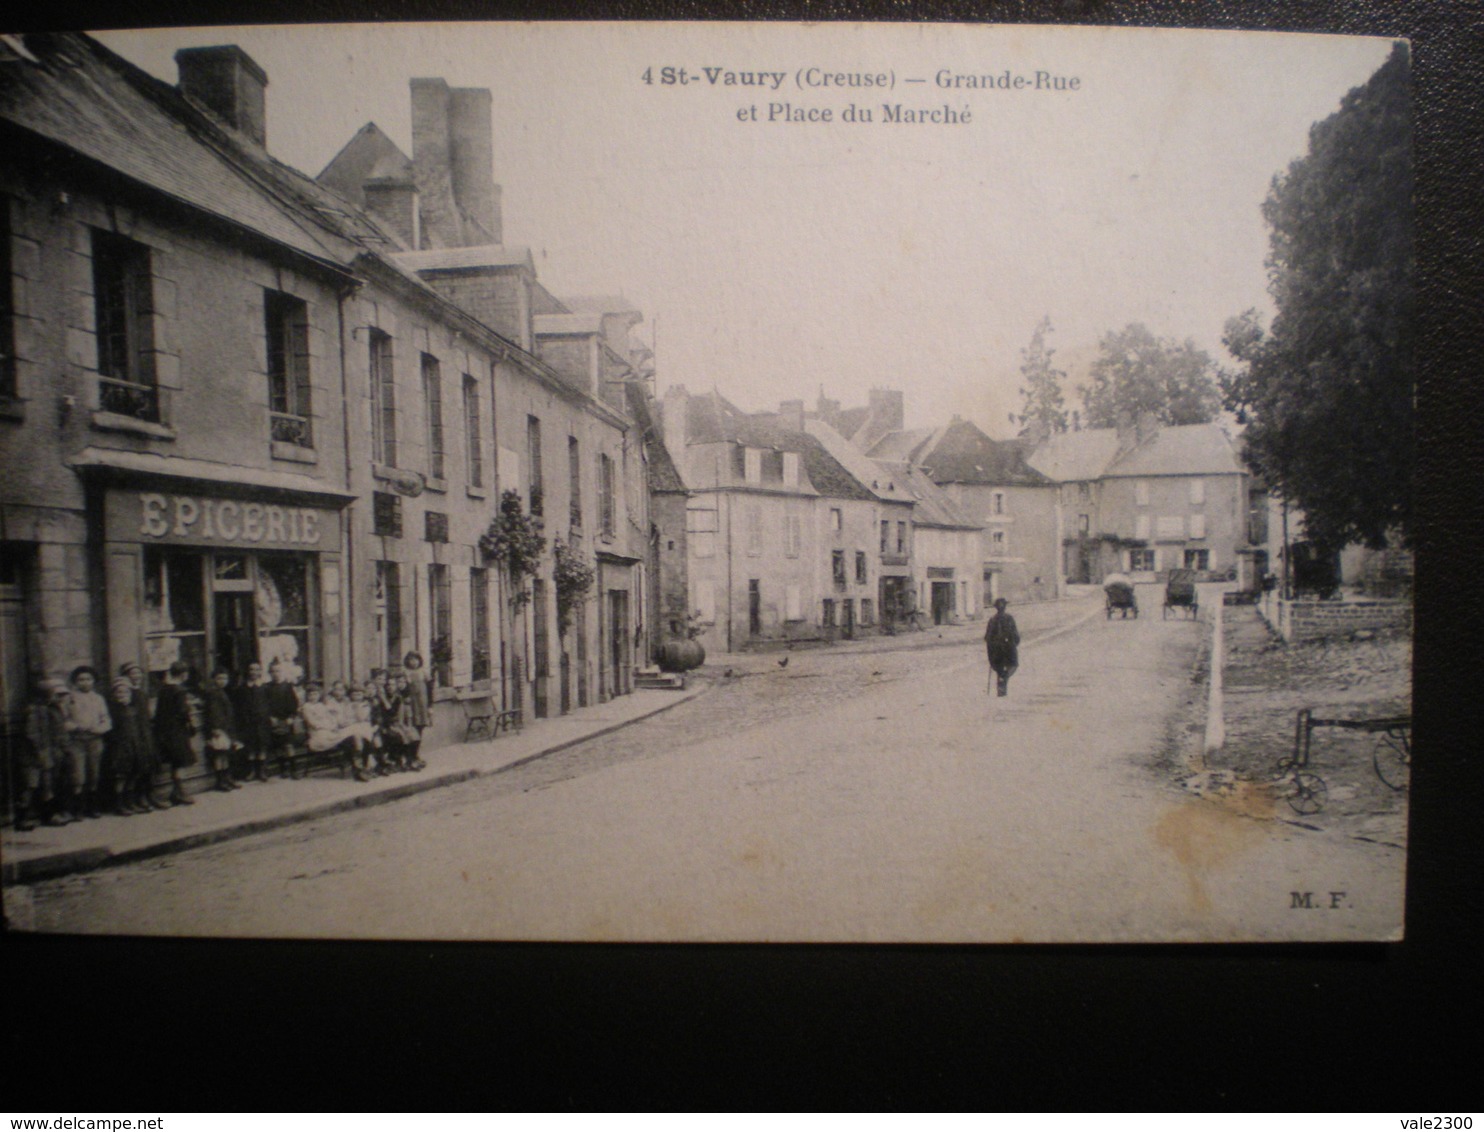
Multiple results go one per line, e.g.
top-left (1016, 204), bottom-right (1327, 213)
top-left (855, 550), bottom-right (868, 585)
top-left (428, 563), bottom-right (452, 687)
top-left (1129, 549), bottom-right (1156, 572)
top-left (832, 549), bottom-right (846, 587)
top-left (470, 566), bottom-right (491, 682)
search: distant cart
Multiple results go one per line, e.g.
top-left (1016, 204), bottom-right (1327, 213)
top-left (1103, 573), bottom-right (1138, 619)
top-left (1163, 567), bottom-right (1199, 620)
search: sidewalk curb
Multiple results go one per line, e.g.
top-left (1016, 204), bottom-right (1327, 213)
top-left (3, 685), bottom-right (708, 887)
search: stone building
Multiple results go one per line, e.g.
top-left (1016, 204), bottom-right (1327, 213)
top-left (0, 33), bottom-right (651, 787)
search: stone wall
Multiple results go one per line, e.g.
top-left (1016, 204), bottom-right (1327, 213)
top-left (1260, 595), bottom-right (1413, 642)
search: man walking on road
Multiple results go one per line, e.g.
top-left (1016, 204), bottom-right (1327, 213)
top-left (985, 597), bottom-right (1021, 697)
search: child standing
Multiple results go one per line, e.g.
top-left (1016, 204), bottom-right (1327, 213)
top-left (64, 666), bottom-right (112, 819)
top-left (17, 678), bottom-right (70, 828)
top-left (105, 677), bottom-right (151, 815)
top-left (401, 651), bottom-right (430, 771)
top-left (202, 670), bottom-right (242, 792)
top-left (152, 660), bottom-right (198, 806)
top-left (232, 662), bottom-right (274, 784)
top-left (119, 662), bottom-right (167, 810)
top-left (264, 658), bottom-right (303, 779)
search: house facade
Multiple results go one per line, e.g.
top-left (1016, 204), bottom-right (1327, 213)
top-left (1026, 418), bottom-right (1250, 584)
top-left (0, 34), bottom-right (650, 787)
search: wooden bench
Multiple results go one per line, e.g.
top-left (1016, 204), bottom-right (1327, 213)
top-left (461, 695), bottom-right (522, 741)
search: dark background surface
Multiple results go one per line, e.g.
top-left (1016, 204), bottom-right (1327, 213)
top-left (3, 0), bottom-right (1480, 1111)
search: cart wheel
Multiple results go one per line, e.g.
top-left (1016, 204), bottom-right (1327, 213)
top-left (1285, 772), bottom-right (1328, 815)
top-left (1373, 740), bottom-right (1410, 791)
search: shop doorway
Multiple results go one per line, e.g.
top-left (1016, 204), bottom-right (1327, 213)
top-left (931, 580), bottom-right (955, 625)
top-left (212, 591), bottom-right (257, 679)
top-left (608, 589), bottom-right (630, 698)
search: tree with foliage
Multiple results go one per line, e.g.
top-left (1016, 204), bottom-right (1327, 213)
top-left (1079, 323), bottom-right (1223, 429)
top-left (1221, 44), bottom-right (1413, 551)
top-left (479, 490), bottom-right (546, 609)
top-left (1015, 316), bottom-right (1069, 435)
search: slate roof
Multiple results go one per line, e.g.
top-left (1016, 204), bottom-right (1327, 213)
top-left (804, 420), bottom-right (915, 504)
top-left (886, 462), bottom-right (982, 529)
top-left (1027, 423), bottom-right (1243, 481)
top-left (0, 33), bottom-right (365, 273)
top-left (1025, 428), bottom-right (1124, 483)
top-left (684, 393), bottom-right (875, 501)
top-left (913, 419), bottom-right (1052, 487)
top-left (316, 121), bottom-right (413, 205)
top-left (1103, 422), bottom-right (1244, 477)
top-left (624, 384), bottom-right (687, 494)
top-left (865, 427), bottom-right (939, 464)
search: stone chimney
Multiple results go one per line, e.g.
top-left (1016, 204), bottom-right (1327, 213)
top-left (779, 399), bottom-right (805, 434)
top-left (868, 388), bottom-right (904, 432)
top-left (410, 77), bottom-right (501, 249)
top-left (363, 174), bottom-right (419, 249)
top-left (176, 46), bottom-right (268, 147)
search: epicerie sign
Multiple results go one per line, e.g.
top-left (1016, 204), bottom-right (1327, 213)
top-left (130, 492), bottom-right (330, 549)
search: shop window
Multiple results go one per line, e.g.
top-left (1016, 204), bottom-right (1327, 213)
top-left (428, 563), bottom-right (453, 687)
top-left (1, 203), bottom-right (15, 400)
top-left (599, 452), bottom-right (615, 539)
top-left (256, 555), bottom-right (313, 682)
top-left (470, 566), bottom-right (491, 682)
top-left (92, 229), bottom-right (158, 421)
top-left (855, 550), bottom-right (867, 584)
top-left (1130, 548), bottom-right (1156, 571)
top-left (373, 491), bottom-right (402, 538)
top-left (265, 290), bottom-right (312, 448)
top-left (527, 415), bottom-right (543, 515)
top-left (142, 547), bottom-right (206, 683)
top-left (424, 510), bottom-right (449, 544)
top-left (422, 354), bottom-right (445, 481)
top-left (463, 375), bottom-right (483, 488)
top-left (369, 330), bottom-right (396, 466)
top-left (832, 549), bottom-right (846, 588)
top-left (568, 436), bottom-right (582, 529)
top-left (376, 560), bottom-right (402, 670)
top-left (1184, 549), bottom-right (1210, 571)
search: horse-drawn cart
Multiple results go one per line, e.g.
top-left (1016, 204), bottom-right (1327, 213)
top-left (1163, 567), bottom-right (1199, 619)
top-left (1103, 573), bottom-right (1138, 619)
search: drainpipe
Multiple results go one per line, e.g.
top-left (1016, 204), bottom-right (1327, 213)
top-left (336, 286), bottom-right (356, 682)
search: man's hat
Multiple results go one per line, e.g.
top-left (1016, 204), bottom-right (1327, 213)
top-left (994, 597), bottom-right (1009, 608)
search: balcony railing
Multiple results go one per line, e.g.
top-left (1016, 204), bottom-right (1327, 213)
top-left (99, 377), bottom-right (159, 422)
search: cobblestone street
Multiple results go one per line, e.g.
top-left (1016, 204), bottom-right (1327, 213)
top-left (16, 589), bottom-right (1405, 942)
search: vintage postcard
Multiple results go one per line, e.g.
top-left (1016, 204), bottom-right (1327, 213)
top-left (0, 22), bottom-right (1413, 942)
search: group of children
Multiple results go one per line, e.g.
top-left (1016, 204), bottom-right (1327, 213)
top-left (12, 651), bottom-right (431, 831)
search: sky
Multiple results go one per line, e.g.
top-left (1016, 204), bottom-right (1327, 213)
top-left (97, 22), bottom-right (1397, 434)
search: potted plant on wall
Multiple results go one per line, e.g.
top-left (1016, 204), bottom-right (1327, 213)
top-left (552, 537), bottom-right (595, 636)
top-left (479, 490), bottom-right (545, 610)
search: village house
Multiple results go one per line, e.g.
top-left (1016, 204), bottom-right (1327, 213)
top-left (1026, 416), bottom-right (1251, 585)
top-left (0, 33), bottom-right (652, 786)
